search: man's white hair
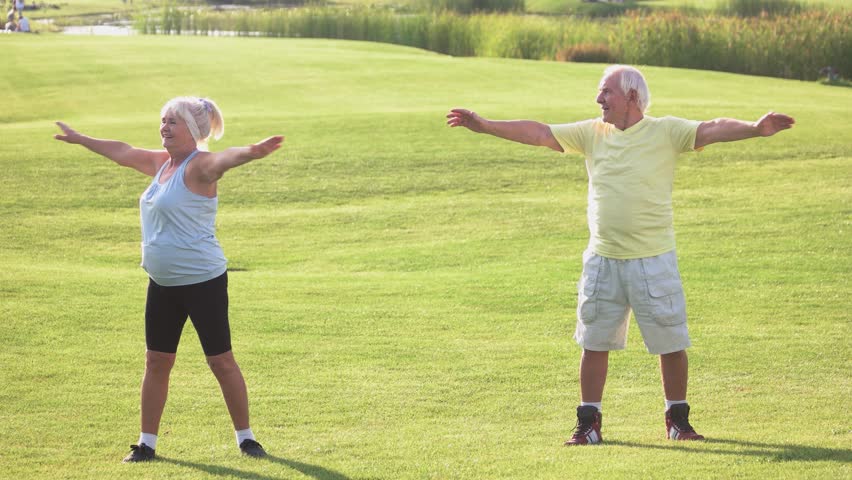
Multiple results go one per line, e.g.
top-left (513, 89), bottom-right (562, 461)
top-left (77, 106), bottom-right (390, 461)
top-left (602, 65), bottom-right (651, 113)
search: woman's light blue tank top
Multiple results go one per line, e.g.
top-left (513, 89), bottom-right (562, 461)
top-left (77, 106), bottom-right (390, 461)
top-left (139, 150), bottom-right (227, 286)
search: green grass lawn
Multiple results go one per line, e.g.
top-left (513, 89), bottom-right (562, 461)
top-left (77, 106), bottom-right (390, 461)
top-left (1, 35), bottom-right (850, 479)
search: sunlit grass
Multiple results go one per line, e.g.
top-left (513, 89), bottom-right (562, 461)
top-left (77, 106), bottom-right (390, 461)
top-left (1, 35), bottom-right (850, 479)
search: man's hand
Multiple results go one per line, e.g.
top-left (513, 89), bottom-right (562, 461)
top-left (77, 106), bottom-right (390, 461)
top-left (54, 121), bottom-right (83, 144)
top-left (695, 112), bottom-right (796, 149)
top-left (446, 108), bottom-right (488, 134)
top-left (447, 108), bottom-right (562, 151)
top-left (755, 112), bottom-right (795, 137)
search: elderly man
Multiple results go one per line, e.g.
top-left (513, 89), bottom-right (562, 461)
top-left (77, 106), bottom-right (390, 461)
top-left (447, 64), bottom-right (794, 444)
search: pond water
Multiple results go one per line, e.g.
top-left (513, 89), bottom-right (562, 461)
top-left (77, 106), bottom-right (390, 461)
top-left (63, 24), bottom-right (135, 35)
top-left (45, 5), bottom-right (254, 35)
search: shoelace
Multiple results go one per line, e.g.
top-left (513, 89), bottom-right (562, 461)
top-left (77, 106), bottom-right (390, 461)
top-left (572, 417), bottom-right (596, 437)
top-left (672, 416), bottom-right (696, 433)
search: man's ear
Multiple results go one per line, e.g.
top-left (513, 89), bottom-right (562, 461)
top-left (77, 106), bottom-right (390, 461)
top-left (628, 89), bottom-right (638, 104)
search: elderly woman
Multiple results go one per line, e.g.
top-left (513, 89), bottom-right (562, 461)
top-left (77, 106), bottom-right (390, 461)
top-left (55, 97), bottom-right (283, 462)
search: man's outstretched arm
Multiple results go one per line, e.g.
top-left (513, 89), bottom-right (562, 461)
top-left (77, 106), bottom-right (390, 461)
top-left (695, 112), bottom-right (795, 149)
top-left (447, 108), bottom-right (563, 152)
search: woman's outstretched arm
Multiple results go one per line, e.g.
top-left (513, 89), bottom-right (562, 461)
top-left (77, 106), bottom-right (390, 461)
top-left (54, 121), bottom-right (168, 177)
top-left (195, 135), bottom-right (284, 182)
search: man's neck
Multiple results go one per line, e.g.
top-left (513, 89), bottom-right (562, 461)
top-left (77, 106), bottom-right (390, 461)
top-left (614, 111), bottom-right (644, 131)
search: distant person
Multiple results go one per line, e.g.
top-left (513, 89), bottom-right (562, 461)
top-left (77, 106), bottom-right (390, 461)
top-left (54, 97), bottom-right (284, 462)
top-left (447, 65), bottom-right (794, 445)
top-left (5, 4), bottom-right (15, 31)
top-left (17, 13), bottom-right (28, 32)
top-left (14, 0), bottom-right (23, 13)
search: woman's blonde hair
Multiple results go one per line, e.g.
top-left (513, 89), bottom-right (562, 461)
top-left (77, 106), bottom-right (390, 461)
top-left (160, 96), bottom-right (225, 147)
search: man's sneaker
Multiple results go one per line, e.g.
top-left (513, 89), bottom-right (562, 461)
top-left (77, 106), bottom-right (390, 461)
top-left (239, 439), bottom-right (267, 458)
top-left (665, 403), bottom-right (705, 440)
top-left (122, 443), bottom-right (155, 463)
top-left (564, 405), bottom-right (603, 445)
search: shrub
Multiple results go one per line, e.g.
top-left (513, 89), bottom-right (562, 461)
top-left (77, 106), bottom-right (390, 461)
top-left (556, 43), bottom-right (616, 63)
top-left (571, 0), bottom-right (644, 18)
top-left (476, 14), bottom-right (560, 59)
top-left (418, 0), bottom-right (525, 14)
top-left (717, 0), bottom-right (805, 17)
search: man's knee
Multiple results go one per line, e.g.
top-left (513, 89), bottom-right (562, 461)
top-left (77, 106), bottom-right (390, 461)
top-left (661, 349), bottom-right (687, 360)
top-left (582, 349), bottom-right (610, 363)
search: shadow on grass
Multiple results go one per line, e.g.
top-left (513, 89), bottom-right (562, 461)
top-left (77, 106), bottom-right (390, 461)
top-left (604, 438), bottom-right (852, 463)
top-left (159, 454), bottom-right (351, 480)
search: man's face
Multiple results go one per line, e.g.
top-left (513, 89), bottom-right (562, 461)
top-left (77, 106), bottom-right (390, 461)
top-left (596, 73), bottom-right (630, 126)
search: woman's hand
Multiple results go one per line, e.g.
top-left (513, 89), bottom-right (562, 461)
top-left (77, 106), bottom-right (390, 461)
top-left (248, 135), bottom-right (284, 160)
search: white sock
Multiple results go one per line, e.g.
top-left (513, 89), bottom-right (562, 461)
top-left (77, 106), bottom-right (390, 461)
top-left (138, 432), bottom-right (158, 450)
top-left (665, 399), bottom-right (688, 410)
top-left (580, 402), bottom-right (602, 412)
top-left (236, 428), bottom-right (255, 447)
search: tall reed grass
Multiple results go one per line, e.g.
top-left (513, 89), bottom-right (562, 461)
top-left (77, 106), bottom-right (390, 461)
top-left (135, 6), bottom-right (851, 81)
top-left (618, 10), bottom-right (849, 81)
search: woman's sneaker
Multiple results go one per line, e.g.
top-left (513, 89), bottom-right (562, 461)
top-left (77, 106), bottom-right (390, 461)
top-left (122, 443), bottom-right (155, 463)
top-left (239, 439), bottom-right (267, 458)
top-left (665, 403), bottom-right (705, 440)
top-left (564, 405), bottom-right (603, 445)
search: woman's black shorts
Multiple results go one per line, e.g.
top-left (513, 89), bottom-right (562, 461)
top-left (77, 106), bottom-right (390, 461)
top-left (145, 272), bottom-right (231, 356)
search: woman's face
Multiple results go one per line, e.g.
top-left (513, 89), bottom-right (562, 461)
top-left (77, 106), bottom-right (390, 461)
top-left (160, 111), bottom-right (195, 150)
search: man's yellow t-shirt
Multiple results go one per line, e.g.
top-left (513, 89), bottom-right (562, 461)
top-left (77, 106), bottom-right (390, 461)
top-left (550, 116), bottom-right (701, 259)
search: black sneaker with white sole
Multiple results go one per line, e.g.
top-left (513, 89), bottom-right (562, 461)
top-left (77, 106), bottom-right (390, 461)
top-left (239, 439), bottom-right (267, 458)
top-left (122, 443), bottom-right (155, 463)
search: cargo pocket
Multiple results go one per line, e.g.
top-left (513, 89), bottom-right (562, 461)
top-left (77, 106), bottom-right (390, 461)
top-left (577, 253), bottom-right (602, 324)
top-left (646, 276), bottom-right (686, 326)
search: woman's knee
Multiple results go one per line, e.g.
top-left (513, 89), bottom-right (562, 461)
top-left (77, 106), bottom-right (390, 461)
top-left (206, 350), bottom-right (240, 376)
top-left (145, 350), bottom-right (176, 374)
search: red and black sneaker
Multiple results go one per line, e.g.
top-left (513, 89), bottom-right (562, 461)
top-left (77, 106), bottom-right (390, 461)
top-left (665, 403), bottom-right (705, 440)
top-left (564, 405), bottom-right (603, 445)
